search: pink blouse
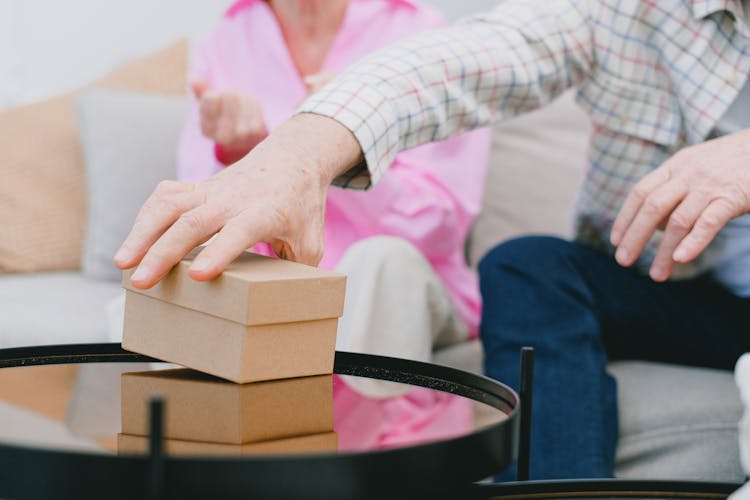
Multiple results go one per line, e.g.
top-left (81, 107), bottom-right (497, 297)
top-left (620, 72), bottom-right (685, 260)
top-left (177, 0), bottom-right (491, 337)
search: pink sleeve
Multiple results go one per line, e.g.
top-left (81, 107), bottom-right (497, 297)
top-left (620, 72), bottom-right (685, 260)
top-left (176, 38), bottom-right (224, 183)
top-left (326, 127), bottom-right (492, 259)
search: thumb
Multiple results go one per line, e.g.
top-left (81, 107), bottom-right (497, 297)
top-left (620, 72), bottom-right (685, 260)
top-left (191, 78), bottom-right (211, 99)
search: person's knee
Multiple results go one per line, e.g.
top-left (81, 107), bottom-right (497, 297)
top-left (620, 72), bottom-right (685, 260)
top-left (340, 236), bottom-right (426, 272)
top-left (478, 236), bottom-right (575, 285)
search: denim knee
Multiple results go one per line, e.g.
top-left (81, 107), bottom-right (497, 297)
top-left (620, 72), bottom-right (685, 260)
top-left (478, 236), bottom-right (580, 288)
top-left (477, 235), bottom-right (600, 350)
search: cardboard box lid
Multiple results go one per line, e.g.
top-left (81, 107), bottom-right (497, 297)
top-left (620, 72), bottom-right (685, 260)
top-left (123, 249), bottom-right (346, 325)
top-left (121, 369), bottom-right (334, 444)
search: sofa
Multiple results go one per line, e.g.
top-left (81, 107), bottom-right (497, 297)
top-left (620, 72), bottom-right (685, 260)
top-left (0, 40), bottom-right (743, 481)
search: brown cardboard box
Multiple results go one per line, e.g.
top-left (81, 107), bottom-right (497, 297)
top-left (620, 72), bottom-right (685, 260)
top-left (121, 369), bottom-right (333, 444)
top-left (122, 250), bottom-right (346, 383)
top-left (117, 431), bottom-right (338, 456)
top-left (123, 292), bottom-right (338, 383)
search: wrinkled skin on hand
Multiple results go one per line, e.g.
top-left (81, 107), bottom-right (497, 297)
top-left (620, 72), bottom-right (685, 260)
top-left (611, 128), bottom-right (750, 281)
top-left (115, 113), bottom-right (361, 289)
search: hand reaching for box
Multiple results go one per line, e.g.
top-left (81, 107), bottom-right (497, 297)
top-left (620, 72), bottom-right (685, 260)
top-left (114, 113), bottom-right (363, 289)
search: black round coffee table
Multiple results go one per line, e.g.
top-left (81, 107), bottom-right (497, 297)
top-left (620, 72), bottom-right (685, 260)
top-left (0, 343), bottom-right (520, 500)
top-left (0, 344), bottom-right (741, 500)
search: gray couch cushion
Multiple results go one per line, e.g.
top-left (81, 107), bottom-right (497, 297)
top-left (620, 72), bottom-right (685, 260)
top-left (76, 88), bottom-right (186, 281)
top-left (0, 272), bottom-right (122, 348)
top-left (610, 361), bottom-right (744, 481)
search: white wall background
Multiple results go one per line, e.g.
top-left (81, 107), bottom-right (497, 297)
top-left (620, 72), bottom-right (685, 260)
top-left (0, 0), bottom-right (498, 110)
top-left (0, 0), bottom-right (227, 109)
top-left (433, 0), bottom-right (498, 21)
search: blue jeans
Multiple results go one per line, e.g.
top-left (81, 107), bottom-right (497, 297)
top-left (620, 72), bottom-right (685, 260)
top-left (479, 236), bottom-right (750, 480)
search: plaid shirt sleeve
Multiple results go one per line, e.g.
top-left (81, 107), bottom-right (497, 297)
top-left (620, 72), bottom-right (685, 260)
top-left (297, 0), bottom-right (594, 189)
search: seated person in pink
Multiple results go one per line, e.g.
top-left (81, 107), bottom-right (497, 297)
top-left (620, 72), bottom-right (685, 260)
top-left (178, 0), bottom-right (491, 449)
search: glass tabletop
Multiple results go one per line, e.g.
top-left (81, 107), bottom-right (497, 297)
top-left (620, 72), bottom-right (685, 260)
top-left (0, 344), bottom-right (519, 500)
top-left (0, 361), bottom-right (507, 457)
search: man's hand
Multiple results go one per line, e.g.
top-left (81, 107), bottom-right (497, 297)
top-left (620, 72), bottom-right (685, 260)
top-left (192, 78), bottom-right (268, 164)
top-left (611, 129), bottom-right (750, 281)
top-left (114, 113), bottom-right (363, 289)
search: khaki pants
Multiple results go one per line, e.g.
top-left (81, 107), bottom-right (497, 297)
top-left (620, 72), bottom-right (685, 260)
top-left (335, 236), bottom-right (468, 398)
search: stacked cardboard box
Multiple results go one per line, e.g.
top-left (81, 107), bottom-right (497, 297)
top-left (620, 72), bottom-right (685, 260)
top-left (118, 249), bottom-right (346, 456)
top-left (118, 369), bottom-right (337, 456)
top-left (121, 249), bottom-right (347, 383)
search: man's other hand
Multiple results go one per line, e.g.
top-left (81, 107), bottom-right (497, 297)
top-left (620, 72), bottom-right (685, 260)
top-left (611, 129), bottom-right (750, 281)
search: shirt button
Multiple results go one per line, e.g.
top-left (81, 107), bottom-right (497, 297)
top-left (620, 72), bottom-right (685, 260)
top-left (728, 72), bottom-right (740, 86)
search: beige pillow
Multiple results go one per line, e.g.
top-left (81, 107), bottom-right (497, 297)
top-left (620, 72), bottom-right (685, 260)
top-left (0, 40), bottom-right (188, 273)
top-left (467, 91), bottom-right (590, 267)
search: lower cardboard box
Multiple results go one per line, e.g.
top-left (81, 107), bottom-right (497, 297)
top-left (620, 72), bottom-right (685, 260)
top-left (121, 369), bottom-right (334, 444)
top-left (122, 291), bottom-right (338, 383)
top-left (117, 431), bottom-right (338, 456)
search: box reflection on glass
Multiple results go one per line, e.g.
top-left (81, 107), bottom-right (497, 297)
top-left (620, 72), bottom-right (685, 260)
top-left (117, 432), bottom-right (338, 456)
top-left (121, 249), bottom-right (346, 383)
top-left (118, 369), bottom-right (337, 456)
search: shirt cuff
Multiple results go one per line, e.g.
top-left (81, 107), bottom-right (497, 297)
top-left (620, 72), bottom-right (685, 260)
top-left (296, 78), bottom-right (401, 190)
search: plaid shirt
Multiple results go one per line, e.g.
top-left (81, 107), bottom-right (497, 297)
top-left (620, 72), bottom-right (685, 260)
top-left (299, 0), bottom-right (750, 277)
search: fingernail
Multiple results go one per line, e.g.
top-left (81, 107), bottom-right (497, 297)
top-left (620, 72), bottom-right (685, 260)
top-left (673, 248), bottom-right (687, 262)
top-left (114, 246), bottom-right (129, 264)
top-left (190, 258), bottom-right (209, 274)
top-left (615, 247), bottom-right (629, 265)
top-left (131, 265), bottom-right (151, 284)
top-left (610, 230), bottom-right (620, 246)
top-left (650, 266), bottom-right (664, 281)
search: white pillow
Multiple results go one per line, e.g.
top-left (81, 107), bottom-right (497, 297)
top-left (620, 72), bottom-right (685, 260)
top-left (76, 88), bottom-right (187, 280)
